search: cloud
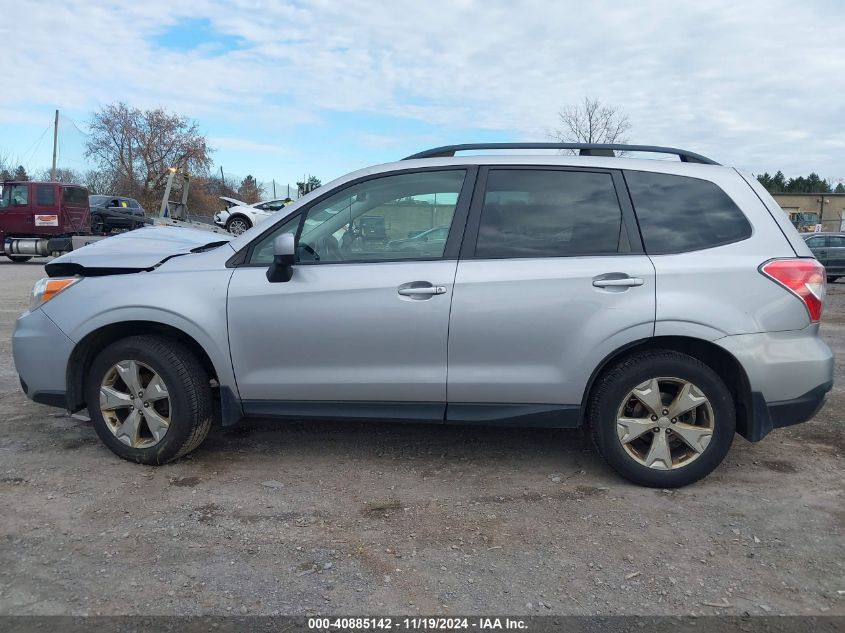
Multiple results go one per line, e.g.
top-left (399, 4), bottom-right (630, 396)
top-left (208, 137), bottom-right (288, 154)
top-left (3, 0), bottom-right (845, 177)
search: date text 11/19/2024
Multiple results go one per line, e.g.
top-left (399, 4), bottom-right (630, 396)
top-left (308, 617), bottom-right (528, 630)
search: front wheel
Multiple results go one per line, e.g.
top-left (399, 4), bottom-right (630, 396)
top-left (85, 335), bottom-right (214, 465)
top-left (588, 350), bottom-right (735, 487)
top-left (225, 216), bottom-right (252, 235)
top-left (6, 255), bottom-right (33, 263)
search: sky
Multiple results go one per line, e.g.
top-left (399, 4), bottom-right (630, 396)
top-left (1, 0), bottom-right (844, 190)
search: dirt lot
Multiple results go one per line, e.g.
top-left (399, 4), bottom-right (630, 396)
top-left (0, 258), bottom-right (842, 617)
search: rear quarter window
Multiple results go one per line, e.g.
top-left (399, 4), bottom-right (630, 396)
top-left (625, 171), bottom-right (752, 254)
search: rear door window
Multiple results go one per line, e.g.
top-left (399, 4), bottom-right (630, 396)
top-left (474, 169), bottom-right (624, 258)
top-left (828, 236), bottom-right (845, 248)
top-left (624, 171), bottom-right (752, 254)
top-left (805, 236), bottom-right (827, 248)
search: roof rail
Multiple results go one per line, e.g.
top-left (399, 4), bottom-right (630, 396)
top-left (402, 143), bottom-right (719, 165)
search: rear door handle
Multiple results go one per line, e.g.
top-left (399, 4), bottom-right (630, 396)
top-left (593, 277), bottom-right (644, 288)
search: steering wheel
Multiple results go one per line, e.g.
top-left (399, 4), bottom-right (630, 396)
top-left (299, 243), bottom-right (320, 260)
top-left (315, 235), bottom-right (343, 261)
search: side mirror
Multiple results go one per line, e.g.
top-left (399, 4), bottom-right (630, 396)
top-left (266, 233), bottom-right (296, 283)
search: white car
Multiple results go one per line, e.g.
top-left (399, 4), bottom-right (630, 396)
top-left (214, 196), bottom-right (292, 235)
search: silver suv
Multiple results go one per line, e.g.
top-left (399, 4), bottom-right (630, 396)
top-left (12, 143), bottom-right (834, 487)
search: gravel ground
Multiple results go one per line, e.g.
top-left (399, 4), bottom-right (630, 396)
top-left (0, 258), bottom-right (842, 616)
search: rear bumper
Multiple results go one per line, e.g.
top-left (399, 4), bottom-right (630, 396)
top-left (716, 327), bottom-right (834, 441)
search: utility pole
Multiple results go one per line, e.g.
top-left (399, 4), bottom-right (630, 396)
top-left (273, 179), bottom-right (276, 197)
top-left (220, 166), bottom-right (225, 184)
top-left (50, 109), bottom-right (59, 181)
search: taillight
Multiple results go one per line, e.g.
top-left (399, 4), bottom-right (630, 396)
top-left (760, 258), bottom-right (826, 322)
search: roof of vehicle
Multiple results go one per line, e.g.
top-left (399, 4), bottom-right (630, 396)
top-left (801, 232), bottom-right (845, 237)
top-left (1, 180), bottom-right (87, 187)
top-left (90, 194), bottom-right (140, 201)
top-left (403, 143), bottom-right (718, 164)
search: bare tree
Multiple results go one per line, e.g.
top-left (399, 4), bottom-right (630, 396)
top-left (0, 151), bottom-right (14, 180)
top-left (85, 103), bottom-right (212, 208)
top-left (553, 97), bottom-right (631, 147)
top-left (83, 169), bottom-right (117, 195)
top-left (38, 167), bottom-right (82, 184)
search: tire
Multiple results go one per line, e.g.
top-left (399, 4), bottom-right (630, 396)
top-left (225, 215), bottom-right (252, 235)
top-left (91, 214), bottom-right (106, 235)
top-left (827, 276), bottom-right (838, 283)
top-left (6, 255), bottom-right (33, 263)
top-left (85, 335), bottom-right (214, 465)
top-left (588, 350), bottom-right (735, 487)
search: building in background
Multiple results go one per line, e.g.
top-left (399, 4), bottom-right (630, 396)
top-left (773, 193), bottom-right (845, 232)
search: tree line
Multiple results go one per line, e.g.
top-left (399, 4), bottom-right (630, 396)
top-left (1, 103), bottom-right (321, 215)
top-left (757, 171), bottom-right (845, 194)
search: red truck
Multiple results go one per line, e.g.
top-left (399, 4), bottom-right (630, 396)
top-left (0, 180), bottom-right (91, 262)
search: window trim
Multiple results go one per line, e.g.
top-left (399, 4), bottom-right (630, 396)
top-left (459, 165), bottom-right (644, 260)
top-left (229, 165), bottom-right (478, 268)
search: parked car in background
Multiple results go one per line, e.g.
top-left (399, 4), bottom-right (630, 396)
top-left (802, 232), bottom-right (845, 283)
top-left (13, 143), bottom-right (833, 488)
top-left (214, 197), bottom-right (293, 235)
top-left (88, 195), bottom-right (146, 234)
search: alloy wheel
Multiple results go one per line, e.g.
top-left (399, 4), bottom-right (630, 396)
top-left (615, 377), bottom-right (714, 470)
top-left (227, 218), bottom-right (249, 235)
top-left (99, 360), bottom-right (171, 448)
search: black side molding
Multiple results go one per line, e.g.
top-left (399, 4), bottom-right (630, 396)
top-left (239, 400), bottom-right (582, 429)
top-left (241, 401), bottom-right (445, 424)
top-left (446, 403), bottom-right (581, 428)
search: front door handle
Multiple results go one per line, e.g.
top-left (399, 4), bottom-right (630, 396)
top-left (398, 285), bottom-right (447, 296)
top-left (593, 277), bottom-right (644, 288)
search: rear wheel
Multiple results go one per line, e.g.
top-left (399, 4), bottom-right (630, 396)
top-left (91, 213), bottom-right (106, 235)
top-left (827, 276), bottom-right (838, 283)
top-left (225, 215), bottom-right (252, 235)
top-left (588, 350), bottom-right (735, 487)
top-left (85, 335), bottom-right (214, 465)
top-left (6, 255), bottom-right (33, 263)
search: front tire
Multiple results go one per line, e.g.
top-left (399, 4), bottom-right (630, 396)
top-left (225, 215), bottom-right (252, 235)
top-left (588, 350), bottom-right (735, 487)
top-left (6, 255), bottom-right (33, 263)
top-left (85, 335), bottom-right (214, 465)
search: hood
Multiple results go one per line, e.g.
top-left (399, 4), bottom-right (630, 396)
top-left (219, 196), bottom-right (248, 208)
top-left (45, 226), bottom-right (232, 277)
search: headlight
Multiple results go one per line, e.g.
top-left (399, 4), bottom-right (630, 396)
top-left (30, 277), bottom-right (81, 311)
